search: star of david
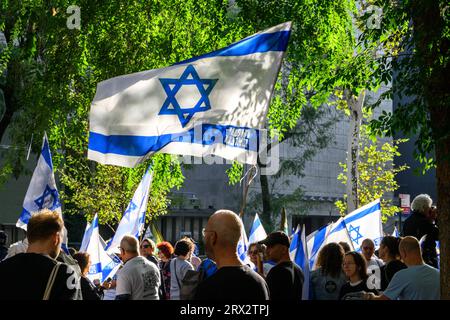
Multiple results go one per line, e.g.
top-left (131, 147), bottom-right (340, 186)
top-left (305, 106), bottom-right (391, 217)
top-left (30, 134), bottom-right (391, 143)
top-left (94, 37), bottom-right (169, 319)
top-left (34, 185), bottom-right (61, 210)
top-left (158, 65), bottom-right (218, 127)
top-left (348, 224), bottom-right (363, 245)
top-left (124, 201), bottom-right (137, 215)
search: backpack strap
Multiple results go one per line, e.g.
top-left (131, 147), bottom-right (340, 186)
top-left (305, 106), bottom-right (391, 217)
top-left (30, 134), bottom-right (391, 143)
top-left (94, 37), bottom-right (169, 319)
top-left (43, 262), bottom-right (62, 300)
top-left (173, 259), bottom-right (182, 290)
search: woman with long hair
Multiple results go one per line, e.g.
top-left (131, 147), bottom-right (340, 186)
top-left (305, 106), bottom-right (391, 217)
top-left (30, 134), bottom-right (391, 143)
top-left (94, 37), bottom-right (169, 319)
top-left (310, 243), bottom-right (347, 300)
top-left (339, 251), bottom-right (379, 300)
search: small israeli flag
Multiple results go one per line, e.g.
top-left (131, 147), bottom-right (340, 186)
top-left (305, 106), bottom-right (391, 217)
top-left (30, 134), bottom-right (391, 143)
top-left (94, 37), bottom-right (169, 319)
top-left (248, 213), bottom-right (267, 244)
top-left (17, 134), bottom-right (69, 252)
top-left (105, 166), bottom-right (153, 253)
top-left (289, 225), bottom-right (310, 300)
top-left (391, 226), bottom-right (399, 237)
top-left (237, 217), bottom-right (253, 267)
top-left (88, 22), bottom-right (291, 167)
top-left (84, 214), bottom-right (122, 283)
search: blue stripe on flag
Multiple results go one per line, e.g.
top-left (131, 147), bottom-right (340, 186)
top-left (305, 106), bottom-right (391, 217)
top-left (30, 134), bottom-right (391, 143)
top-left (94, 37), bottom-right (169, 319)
top-left (330, 201), bottom-right (381, 234)
top-left (176, 31), bottom-right (291, 65)
top-left (42, 138), bottom-right (53, 170)
top-left (89, 124), bottom-right (260, 156)
top-left (19, 208), bottom-right (32, 225)
top-left (249, 216), bottom-right (262, 237)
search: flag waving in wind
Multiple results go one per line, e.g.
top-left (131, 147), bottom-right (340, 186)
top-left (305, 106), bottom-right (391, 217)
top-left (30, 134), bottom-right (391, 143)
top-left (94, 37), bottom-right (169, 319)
top-left (88, 22), bottom-right (292, 167)
top-left (248, 213), bottom-right (267, 244)
top-left (17, 134), bottom-right (69, 252)
top-left (84, 214), bottom-right (122, 283)
top-left (105, 166), bottom-right (153, 253)
top-left (289, 225), bottom-right (310, 300)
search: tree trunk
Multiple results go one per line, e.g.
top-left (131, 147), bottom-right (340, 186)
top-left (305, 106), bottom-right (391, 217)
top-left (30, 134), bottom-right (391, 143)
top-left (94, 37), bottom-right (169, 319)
top-left (259, 170), bottom-right (272, 224)
top-left (345, 90), bottom-right (365, 213)
top-left (410, 0), bottom-right (450, 299)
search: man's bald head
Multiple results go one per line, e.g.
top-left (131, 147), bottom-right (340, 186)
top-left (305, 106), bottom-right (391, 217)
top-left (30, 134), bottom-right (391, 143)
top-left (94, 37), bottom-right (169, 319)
top-left (207, 209), bottom-right (243, 249)
top-left (399, 236), bottom-right (424, 266)
top-left (399, 236), bottom-right (421, 255)
top-left (120, 235), bottom-right (139, 253)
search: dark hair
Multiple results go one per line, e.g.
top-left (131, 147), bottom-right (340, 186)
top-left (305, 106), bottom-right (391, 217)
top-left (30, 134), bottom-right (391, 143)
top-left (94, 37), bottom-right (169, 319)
top-left (381, 236), bottom-right (401, 258)
top-left (27, 209), bottom-right (64, 243)
top-left (174, 239), bottom-right (194, 256)
top-left (157, 241), bottom-right (174, 259)
top-left (339, 242), bottom-right (351, 253)
top-left (73, 252), bottom-right (90, 274)
top-left (345, 251), bottom-right (368, 281)
top-left (317, 243), bottom-right (345, 278)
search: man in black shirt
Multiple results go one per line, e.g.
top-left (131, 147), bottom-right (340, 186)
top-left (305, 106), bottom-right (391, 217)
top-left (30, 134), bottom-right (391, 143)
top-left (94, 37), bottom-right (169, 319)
top-left (0, 209), bottom-right (82, 300)
top-left (259, 231), bottom-right (304, 300)
top-left (402, 194), bottom-right (439, 268)
top-left (194, 210), bottom-right (269, 300)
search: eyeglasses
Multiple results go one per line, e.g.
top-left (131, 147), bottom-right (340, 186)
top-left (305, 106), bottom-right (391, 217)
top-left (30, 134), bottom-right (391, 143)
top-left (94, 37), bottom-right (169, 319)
top-left (141, 244), bottom-right (151, 249)
top-left (202, 228), bottom-right (215, 237)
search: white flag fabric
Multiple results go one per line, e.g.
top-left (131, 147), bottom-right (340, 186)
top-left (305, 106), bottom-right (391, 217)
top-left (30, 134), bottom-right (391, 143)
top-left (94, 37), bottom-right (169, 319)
top-left (79, 220), bottom-right (92, 253)
top-left (306, 224), bottom-right (333, 270)
top-left (84, 214), bottom-right (122, 283)
top-left (323, 217), bottom-right (355, 250)
top-left (17, 134), bottom-right (69, 253)
top-left (342, 199), bottom-right (383, 252)
top-left (248, 213), bottom-right (267, 244)
top-left (391, 226), bottom-right (399, 237)
top-left (105, 167), bottom-right (153, 253)
top-left (88, 22), bottom-right (291, 167)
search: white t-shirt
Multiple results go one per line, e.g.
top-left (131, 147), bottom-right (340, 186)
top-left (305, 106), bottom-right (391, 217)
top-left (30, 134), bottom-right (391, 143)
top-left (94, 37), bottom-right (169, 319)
top-left (116, 256), bottom-right (160, 300)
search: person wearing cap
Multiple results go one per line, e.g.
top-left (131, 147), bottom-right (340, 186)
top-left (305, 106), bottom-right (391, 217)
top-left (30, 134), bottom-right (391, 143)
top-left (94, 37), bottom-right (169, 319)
top-left (259, 231), bottom-right (304, 300)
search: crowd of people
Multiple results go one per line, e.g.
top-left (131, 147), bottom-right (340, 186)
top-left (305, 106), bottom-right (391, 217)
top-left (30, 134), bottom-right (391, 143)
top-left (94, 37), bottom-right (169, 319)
top-left (0, 194), bottom-right (440, 300)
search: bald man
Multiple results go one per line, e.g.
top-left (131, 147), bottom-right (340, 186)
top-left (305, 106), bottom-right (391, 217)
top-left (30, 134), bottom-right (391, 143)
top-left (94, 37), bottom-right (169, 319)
top-left (115, 235), bottom-right (161, 300)
top-left (364, 236), bottom-right (440, 300)
top-left (194, 210), bottom-right (269, 300)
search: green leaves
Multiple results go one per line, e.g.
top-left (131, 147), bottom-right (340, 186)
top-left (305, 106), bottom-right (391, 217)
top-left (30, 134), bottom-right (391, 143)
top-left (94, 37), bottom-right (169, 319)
top-left (336, 122), bottom-right (409, 221)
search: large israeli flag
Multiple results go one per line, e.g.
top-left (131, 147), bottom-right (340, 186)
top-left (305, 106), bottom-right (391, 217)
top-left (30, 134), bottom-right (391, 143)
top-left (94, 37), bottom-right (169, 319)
top-left (342, 199), bottom-right (383, 252)
top-left (248, 213), bottom-right (267, 244)
top-left (17, 134), bottom-right (69, 253)
top-left (84, 214), bottom-right (122, 283)
top-left (105, 166), bottom-right (153, 253)
top-left (88, 22), bottom-right (291, 167)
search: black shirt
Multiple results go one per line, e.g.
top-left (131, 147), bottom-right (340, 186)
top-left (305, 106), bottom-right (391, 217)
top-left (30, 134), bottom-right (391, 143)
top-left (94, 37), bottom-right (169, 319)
top-left (80, 276), bottom-right (103, 300)
top-left (194, 265), bottom-right (269, 300)
top-left (0, 253), bottom-right (82, 300)
top-left (380, 260), bottom-right (407, 291)
top-left (339, 280), bottom-right (379, 300)
top-left (266, 261), bottom-right (304, 301)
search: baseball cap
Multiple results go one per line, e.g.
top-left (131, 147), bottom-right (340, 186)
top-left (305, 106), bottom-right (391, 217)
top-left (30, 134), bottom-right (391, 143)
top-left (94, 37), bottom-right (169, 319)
top-left (258, 231), bottom-right (290, 248)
